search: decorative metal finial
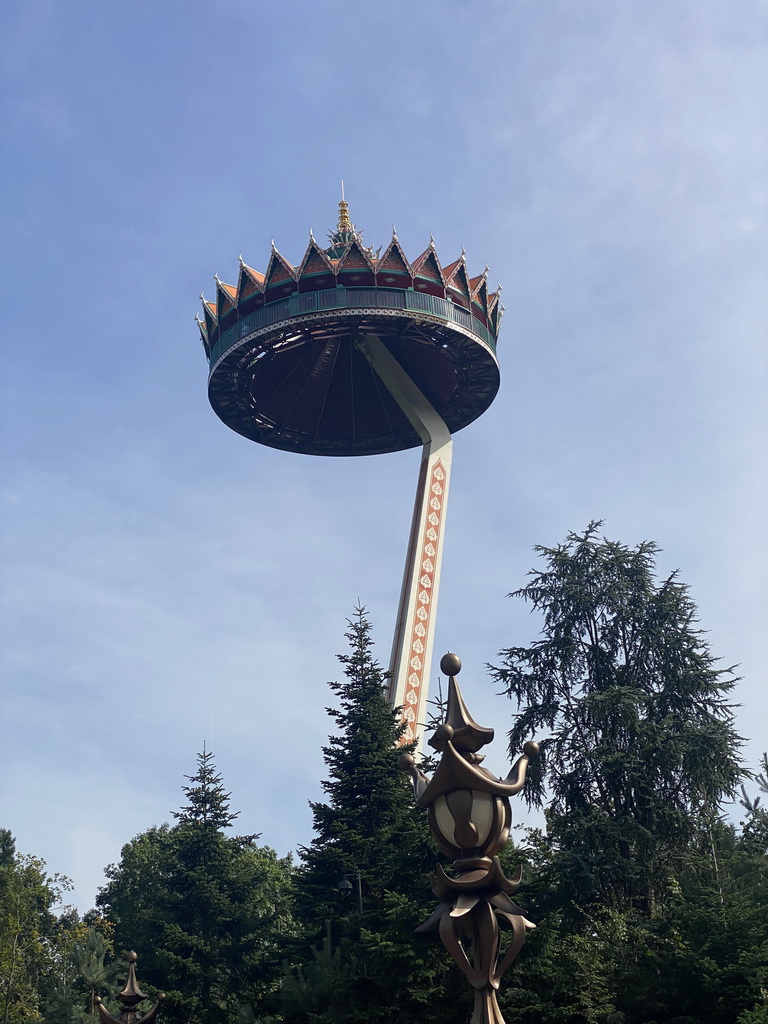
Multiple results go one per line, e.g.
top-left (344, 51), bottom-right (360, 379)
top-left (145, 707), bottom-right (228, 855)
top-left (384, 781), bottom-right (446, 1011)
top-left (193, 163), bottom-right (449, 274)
top-left (95, 951), bottom-right (165, 1024)
top-left (117, 951), bottom-right (147, 1006)
top-left (401, 653), bottom-right (539, 1024)
top-left (430, 653), bottom-right (494, 755)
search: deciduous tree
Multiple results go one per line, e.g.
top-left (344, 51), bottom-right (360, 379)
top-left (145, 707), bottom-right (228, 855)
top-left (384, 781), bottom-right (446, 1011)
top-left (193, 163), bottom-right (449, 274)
top-left (0, 831), bottom-right (71, 1024)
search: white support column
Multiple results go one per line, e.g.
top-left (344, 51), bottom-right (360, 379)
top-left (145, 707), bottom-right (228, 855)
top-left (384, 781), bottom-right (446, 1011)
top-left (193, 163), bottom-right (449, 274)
top-left (356, 335), bottom-right (453, 748)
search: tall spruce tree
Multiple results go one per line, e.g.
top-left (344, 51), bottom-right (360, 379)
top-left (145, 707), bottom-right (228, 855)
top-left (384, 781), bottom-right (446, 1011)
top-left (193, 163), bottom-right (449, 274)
top-left (98, 750), bottom-right (294, 1024)
top-left (287, 609), bottom-right (465, 1024)
top-left (490, 522), bottom-right (744, 917)
top-left (172, 746), bottom-right (240, 831)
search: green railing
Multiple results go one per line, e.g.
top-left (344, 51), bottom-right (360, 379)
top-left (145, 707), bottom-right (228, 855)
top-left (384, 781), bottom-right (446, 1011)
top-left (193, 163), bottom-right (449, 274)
top-left (208, 287), bottom-right (496, 367)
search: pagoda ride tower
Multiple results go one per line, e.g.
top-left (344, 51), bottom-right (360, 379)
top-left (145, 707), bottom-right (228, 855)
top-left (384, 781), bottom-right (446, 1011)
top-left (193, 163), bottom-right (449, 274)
top-left (197, 196), bottom-right (502, 745)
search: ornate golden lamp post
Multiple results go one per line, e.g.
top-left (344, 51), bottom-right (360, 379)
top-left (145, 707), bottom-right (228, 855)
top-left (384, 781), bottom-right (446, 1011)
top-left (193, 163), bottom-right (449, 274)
top-left (400, 653), bottom-right (539, 1024)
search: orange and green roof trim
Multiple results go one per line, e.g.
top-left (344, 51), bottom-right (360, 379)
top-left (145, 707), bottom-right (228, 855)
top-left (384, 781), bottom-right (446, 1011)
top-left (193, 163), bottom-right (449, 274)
top-left (197, 197), bottom-right (503, 359)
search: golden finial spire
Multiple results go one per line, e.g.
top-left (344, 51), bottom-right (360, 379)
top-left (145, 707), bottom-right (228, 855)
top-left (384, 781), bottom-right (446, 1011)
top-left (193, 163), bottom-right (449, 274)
top-left (337, 179), bottom-right (352, 235)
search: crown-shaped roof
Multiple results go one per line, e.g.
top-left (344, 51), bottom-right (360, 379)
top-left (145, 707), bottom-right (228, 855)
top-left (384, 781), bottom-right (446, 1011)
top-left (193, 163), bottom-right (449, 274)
top-left (198, 195), bottom-right (502, 357)
top-left (199, 195), bottom-right (502, 457)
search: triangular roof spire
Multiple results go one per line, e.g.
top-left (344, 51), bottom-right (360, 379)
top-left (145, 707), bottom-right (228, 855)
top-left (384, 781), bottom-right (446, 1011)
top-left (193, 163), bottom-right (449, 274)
top-left (215, 277), bottom-right (237, 316)
top-left (263, 246), bottom-right (296, 289)
top-left (377, 233), bottom-right (412, 277)
top-left (237, 260), bottom-right (265, 302)
top-left (298, 236), bottom-right (335, 278)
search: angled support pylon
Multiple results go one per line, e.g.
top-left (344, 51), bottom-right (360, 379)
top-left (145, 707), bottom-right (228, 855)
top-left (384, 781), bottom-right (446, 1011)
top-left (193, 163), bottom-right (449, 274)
top-left (357, 335), bottom-right (453, 747)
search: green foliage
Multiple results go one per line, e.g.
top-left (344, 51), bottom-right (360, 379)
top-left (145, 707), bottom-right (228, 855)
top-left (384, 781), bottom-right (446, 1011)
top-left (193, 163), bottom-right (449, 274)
top-left (71, 924), bottom-right (117, 1015)
top-left (172, 745), bottom-right (242, 832)
top-left (493, 807), bottom-right (768, 1024)
top-left (281, 930), bottom-right (358, 1021)
top-left (296, 609), bottom-right (418, 920)
top-left (738, 1003), bottom-right (768, 1024)
top-left (97, 752), bottom-right (295, 1024)
top-left (490, 522), bottom-right (744, 916)
top-left (0, 830), bottom-right (72, 1024)
top-left (285, 609), bottom-right (466, 1023)
top-left (740, 754), bottom-right (768, 854)
top-left (3, 541), bottom-right (763, 1024)
top-left (487, 525), bottom-right (765, 1022)
top-left (38, 915), bottom-right (117, 1024)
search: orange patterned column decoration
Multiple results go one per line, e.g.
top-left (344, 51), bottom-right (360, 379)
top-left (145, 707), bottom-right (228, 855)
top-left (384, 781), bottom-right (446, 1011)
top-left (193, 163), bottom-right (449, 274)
top-left (356, 334), bottom-right (453, 746)
top-left (389, 452), bottom-right (450, 744)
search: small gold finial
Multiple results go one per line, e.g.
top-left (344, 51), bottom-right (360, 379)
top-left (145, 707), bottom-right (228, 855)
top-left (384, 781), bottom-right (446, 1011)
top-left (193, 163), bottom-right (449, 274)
top-left (337, 202), bottom-right (352, 231)
top-left (337, 179), bottom-right (353, 234)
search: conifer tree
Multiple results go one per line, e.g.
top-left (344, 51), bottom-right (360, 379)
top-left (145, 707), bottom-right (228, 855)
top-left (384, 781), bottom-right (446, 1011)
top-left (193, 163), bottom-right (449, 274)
top-left (487, 527), bottom-right (765, 1023)
top-left (287, 609), bottom-right (464, 1023)
top-left (172, 745), bottom-right (240, 831)
top-left (297, 609), bottom-right (414, 922)
top-left (490, 522), bottom-right (744, 917)
top-left (98, 750), bottom-right (293, 1024)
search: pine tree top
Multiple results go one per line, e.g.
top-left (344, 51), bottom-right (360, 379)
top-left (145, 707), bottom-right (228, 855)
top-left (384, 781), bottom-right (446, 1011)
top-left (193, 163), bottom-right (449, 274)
top-left (172, 745), bottom-right (240, 830)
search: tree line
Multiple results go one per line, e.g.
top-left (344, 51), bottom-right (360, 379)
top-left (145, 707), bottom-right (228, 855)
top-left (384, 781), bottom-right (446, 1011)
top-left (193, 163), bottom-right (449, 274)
top-left (2, 525), bottom-right (766, 1023)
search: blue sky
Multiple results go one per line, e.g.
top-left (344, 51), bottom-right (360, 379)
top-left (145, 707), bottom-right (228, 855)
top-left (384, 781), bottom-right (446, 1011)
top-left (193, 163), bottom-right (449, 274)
top-left (1, 0), bottom-right (766, 913)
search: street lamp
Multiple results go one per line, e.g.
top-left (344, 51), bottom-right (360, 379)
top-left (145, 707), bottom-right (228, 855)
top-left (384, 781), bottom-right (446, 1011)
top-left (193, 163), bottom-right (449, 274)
top-left (336, 868), bottom-right (364, 916)
top-left (336, 869), bottom-right (366, 976)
